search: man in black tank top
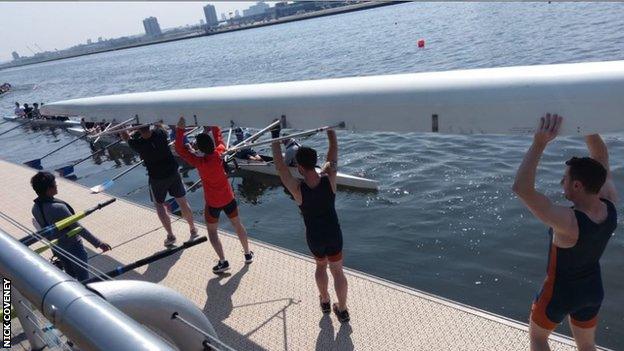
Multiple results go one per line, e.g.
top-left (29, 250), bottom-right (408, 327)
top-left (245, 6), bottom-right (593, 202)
top-left (513, 114), bottom-right (619, 351)
top-left (271, 127), bottom-right (350, 323)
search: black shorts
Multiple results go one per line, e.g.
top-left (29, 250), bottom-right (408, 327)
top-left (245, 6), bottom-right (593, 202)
top-left (205, 199), bottom-right (238, 223)
top-left (305, 228), bottom-right (343, 262)
top-left (149, 173), bottom-right (186, 204)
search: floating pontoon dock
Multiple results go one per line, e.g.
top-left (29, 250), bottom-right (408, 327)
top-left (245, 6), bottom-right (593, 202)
top-left (0, 159), bottom-right (601, 350)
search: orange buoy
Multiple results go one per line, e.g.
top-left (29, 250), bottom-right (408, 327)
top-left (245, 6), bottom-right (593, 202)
top-left (418, 39), bottom-right (425, 48)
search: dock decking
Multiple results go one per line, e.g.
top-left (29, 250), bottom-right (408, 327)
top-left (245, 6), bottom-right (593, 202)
top-left (0, 159), bottom-right (587, 350)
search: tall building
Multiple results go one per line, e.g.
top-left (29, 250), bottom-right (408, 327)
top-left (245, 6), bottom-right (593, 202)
top-left (243, 1), bottom-right (270, 17)
top-left (12, 51), bottom-right (20, 60)
top-left (234, 10), bottom-right (241, 18)
top-left (203, 4), bottom-right (218, 27)
top-left (221, 13), bottom-right (226, 21)
top-left (143, 17), bottom-right (162, 37)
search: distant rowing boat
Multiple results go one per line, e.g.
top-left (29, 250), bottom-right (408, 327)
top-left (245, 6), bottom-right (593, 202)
top-left (3, 116), bottom-right (81, 128)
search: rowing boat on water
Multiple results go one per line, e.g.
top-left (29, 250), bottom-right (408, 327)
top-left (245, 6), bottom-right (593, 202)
top-left (3, 116), bottom-right (81, 128)
top-left (234, 158), bottom-right (378, 191)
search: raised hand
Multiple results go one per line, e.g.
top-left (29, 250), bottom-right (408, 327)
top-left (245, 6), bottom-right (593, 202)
top-left (534, 113), bottom-right (562, 145)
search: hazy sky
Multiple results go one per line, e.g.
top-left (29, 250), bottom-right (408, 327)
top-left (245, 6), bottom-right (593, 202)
top-left (0, 2), bottom-right (276, 62)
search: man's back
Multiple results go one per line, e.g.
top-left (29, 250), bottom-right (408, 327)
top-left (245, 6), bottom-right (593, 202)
top-left (128, 128), bottom-right (178, 179)
top-left (555, 199), bottom-right (617, 280)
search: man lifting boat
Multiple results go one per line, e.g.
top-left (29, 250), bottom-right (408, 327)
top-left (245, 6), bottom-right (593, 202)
top-left (513, 114), bottom-right (618, 351)
top-left (175, 117), bottom-right (254, 274)
top-left (270, 124), bottom-right (350, 322)
top-left (120, 124), bottom-right (198, 247)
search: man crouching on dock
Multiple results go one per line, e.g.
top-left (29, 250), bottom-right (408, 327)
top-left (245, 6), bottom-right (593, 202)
top-left (271, 124), bottom-right (350, 322)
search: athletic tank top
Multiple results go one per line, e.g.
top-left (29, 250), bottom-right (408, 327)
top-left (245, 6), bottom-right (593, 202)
top-left (552, 198), bottom-right (617, 281)
top-left (298, 176), bottom-right (340, 234)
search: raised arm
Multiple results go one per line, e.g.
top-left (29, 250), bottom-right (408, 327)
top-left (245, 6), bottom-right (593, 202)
top-left (209, 126), bottom-right (227, 154)
top-left (512, 114), bottom-right (576, 236)
top-left (322, 129), bottom-right (338, 193)
top-left (585, 134), bottom-right (618, 203)
top-left (272, 141), bottom-right (302, 204)
top-left (175, 117), bottom-right (202, 167)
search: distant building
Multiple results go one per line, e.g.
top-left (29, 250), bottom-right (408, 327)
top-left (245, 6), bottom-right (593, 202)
top-left (11, 51), bottom-right (20, 60)
top-left (221, 13), bottom-right (226, 21)
top-left (87, 39), bottom-right (92, 44)
top-left (243, 1), bottom-right (270, 17)
top-left (200, 19), bottom-right (205, 25)
top-left (203, 4), bottom-right (218, 27)
top-left (143, 16), bottom-right (162, 37)
top-left (234, 10), bottom-right (241, 18)
top-left (98, 37), bottom-right (103, 42)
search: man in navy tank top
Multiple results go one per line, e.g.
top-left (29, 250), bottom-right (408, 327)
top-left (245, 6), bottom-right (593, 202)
top-left (513, 114), bottom-right (618, 351)
top-left (271, 126), bottom-right (350, 323)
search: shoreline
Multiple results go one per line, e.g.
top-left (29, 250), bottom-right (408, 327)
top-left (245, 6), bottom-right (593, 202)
top-left (0, 1), bottom-right (403, 72)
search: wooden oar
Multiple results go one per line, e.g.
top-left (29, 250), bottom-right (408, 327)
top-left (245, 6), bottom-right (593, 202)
top-left (90, 126), bottom-right (200, 193)
top-left (55, 139), bottom-right (123, 177)
top-left (24, 133), bottom-right (88, 169)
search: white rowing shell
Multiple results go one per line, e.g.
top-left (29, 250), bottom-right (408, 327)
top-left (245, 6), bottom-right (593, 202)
top-left (41, 60), bottom-right (624, 135)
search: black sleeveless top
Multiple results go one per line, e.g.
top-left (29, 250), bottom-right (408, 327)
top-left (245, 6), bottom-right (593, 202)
top-left (298, 176), bottom-right (341, 237)
top-left (554, 198), bottom-right (617, 281)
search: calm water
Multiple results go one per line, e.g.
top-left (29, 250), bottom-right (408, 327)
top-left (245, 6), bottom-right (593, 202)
top-left (1, 2), bottom-right (624, 348)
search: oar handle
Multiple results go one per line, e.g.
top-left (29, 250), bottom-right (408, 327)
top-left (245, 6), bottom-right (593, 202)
top-left (84, 198), bottom-right (117, 216)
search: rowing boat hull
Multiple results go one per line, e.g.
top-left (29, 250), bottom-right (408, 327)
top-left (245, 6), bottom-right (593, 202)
top-left (235, 159), bottom-right (378, 190)
top-left (40, 61), bottom-right (624, 135)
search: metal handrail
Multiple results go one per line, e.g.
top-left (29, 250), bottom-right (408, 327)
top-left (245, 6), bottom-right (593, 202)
top-left (0, 228), bottom-right (175, 351)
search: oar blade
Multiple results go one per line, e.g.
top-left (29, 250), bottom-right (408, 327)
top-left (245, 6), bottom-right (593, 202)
top-left (91, 180), bottom-right (114, 193)
top-left (55, 164), bottom-right (75, 177)
top-left (23, 159), bottom-right (42, 169)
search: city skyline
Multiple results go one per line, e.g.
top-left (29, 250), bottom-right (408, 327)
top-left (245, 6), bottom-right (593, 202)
top-left (0, 2), bottom-right (276, 62)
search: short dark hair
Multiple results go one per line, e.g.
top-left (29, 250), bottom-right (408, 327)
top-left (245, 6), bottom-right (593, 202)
top-left (295, 147), bottom-right (317, 170)
top-left (196, 133), bottom-right (215, 154)
top-left (31, 171), bottom-right (56, 196)
top-left (15, 102), bottom-right (19, 106)
top-left (565, 157), bottom-right (607, 194)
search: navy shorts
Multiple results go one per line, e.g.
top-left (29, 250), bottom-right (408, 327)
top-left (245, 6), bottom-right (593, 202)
top-left (149, 173), bottom-right (186, 204)
top-left (532, 274), bottom-right (603, 330)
